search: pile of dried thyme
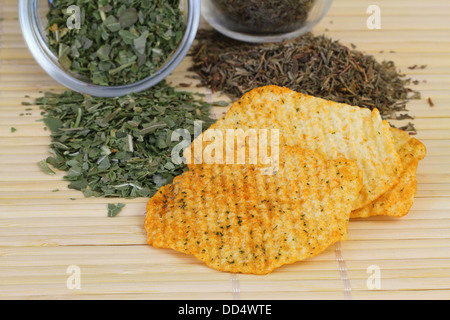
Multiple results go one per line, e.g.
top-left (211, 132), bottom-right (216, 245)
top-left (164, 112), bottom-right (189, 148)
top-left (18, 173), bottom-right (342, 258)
top-left (190, 30), bottom-right (420, 133)
top-left (47, 0), bottom-right (185, 86)
top-left (35, 81), bottom-right (216, 198)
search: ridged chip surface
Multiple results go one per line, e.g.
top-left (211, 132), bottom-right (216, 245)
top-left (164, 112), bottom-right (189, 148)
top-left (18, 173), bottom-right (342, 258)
top-left (146, 147), bottom-right (362, 274)
top-left (185, 85), bottom-right (402, 210)
top-left (351, 128), bottom-right (427, 218)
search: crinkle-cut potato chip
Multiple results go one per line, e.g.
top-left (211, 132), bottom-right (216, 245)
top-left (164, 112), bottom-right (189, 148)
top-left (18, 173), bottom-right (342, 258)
top-left (146, 147), bottom-right (362, 274)
top-left (185, 85), bottom-right (402, 210)
top-left (351, 128), bottom-right (427, 218)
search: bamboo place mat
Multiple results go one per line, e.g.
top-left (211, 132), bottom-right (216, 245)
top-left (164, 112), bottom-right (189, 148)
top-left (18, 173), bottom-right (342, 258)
top-left (1, 0), bottom-right (450, 300)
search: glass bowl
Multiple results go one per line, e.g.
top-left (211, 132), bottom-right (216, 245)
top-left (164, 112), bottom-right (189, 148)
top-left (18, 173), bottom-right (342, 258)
top-left (201, 0), bottom-right (332, 43)
top-left (18, 0), bottom-right (201, 97)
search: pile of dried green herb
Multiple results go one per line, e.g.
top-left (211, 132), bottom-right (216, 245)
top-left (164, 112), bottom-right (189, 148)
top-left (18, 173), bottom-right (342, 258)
top-left (212, 0), bottom-right (315, 34)
top-left (47, 0), bottom-right (185, 86)
top-left (35, 81), bottom-right (216, 198)
top-left (190, 30), bottom-right (420, 132)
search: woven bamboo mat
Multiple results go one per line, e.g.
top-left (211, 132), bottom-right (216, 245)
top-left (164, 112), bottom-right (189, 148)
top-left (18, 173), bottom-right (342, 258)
top-left (1, 0), bottom-right (449, 300)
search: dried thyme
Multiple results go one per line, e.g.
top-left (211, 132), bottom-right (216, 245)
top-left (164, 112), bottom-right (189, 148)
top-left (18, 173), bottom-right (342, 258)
top-left (34, 81), bottom-right (216, 198)
top-left (190, 31), bottom-right (421, 133)
top-left (47, 0), bottom-right (185, 86)
top-left (211, 0), bottom-right (315, 34)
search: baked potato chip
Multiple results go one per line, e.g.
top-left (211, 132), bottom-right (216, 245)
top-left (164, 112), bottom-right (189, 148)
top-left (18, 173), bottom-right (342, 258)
top-left (146, 147), bottom-right (362, 274)
top-left (185, 85), bottom-right (402, 210)
top-left (351, 128), bottom-right (427, 218)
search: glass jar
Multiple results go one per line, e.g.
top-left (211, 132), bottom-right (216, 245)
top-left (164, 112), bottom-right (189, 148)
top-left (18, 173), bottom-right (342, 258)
top-left (18, 0), bottom-right (201, 97)
top-left (201, 0), bottom-right (332, 43)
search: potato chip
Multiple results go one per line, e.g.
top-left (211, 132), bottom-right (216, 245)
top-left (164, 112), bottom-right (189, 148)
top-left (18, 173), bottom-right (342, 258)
top-left (351, 128), bottom-right (427, 218)
top-left (146, 147), bottom-right (362, 274)
top-left (185, 85), bottom-right (402, 210)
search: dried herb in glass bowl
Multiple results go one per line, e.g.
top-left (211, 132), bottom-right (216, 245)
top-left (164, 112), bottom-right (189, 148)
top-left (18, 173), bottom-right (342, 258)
top-left (46, 0), bottom-right (186, 86)
top-left (211, 0), bottom-right (315, 34)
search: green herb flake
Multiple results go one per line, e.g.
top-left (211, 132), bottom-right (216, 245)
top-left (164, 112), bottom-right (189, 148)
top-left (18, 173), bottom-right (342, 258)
top-left (38, 159), bottom-right (56, 176)
top-left (108, 203), bottom-right (126, 217)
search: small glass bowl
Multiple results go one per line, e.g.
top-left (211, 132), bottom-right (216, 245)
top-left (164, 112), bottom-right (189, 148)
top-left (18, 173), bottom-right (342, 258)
top-left (201, 0), bottom-right (332, 43)
top-left (18, 0), bottom-right (201, 97)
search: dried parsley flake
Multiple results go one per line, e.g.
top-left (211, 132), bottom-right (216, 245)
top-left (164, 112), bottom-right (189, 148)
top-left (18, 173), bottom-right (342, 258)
top-left (108, 203), bottom-right (126, 217)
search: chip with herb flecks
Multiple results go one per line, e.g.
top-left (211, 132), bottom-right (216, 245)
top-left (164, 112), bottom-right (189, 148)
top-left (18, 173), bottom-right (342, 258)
top-left (145, 146), bottom-right (362, 274)
top-left (187, 85), bottom-right (404, 210)
top-left (351, 128), bottom-right (427, 218)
